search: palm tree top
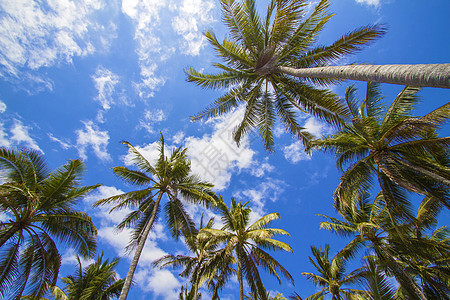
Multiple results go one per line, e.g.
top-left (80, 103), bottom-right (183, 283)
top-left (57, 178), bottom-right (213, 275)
top-left (187, 0), bottom-right (386, 151)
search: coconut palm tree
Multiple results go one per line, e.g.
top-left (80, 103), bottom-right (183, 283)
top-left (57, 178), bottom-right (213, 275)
top-left (94, 133), bottom-right (217, 300)
top-left (351, 256), bottom-right (397, 300)
top-left (60, 254), bottom-right (124, 300)
top-left (319, 193), bottom-right (449, 300)
top-left (301, 244), bottom-right (367, 299)
top-left (0, 147), bottom-right (98, 299)
top-left (187, 0), bottom-right (450, 151)
top-left (198, 197), bottom-right (293, 300)
top-left (154, 216), bottom-right (233, 300)
top-left (311, 82), bottom-right (450, 211)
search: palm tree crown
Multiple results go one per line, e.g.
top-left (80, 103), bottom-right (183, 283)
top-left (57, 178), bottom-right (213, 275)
top-left (94, 133), bottom-right (217, 300)
top-left (154, 216), bottom-right (229, 300)
top-left (187, 0), bottom-right (387, 150)
top-left (198, 197), bottom-right (293, 300)
top-left (311, 83), bottom-right (450, 211)
top-left (0, 148), bottom-right (98, 299)
top-left (61, 254), bottom-right (124, 300)
top-left (301, 244), bottom-right (367, 300)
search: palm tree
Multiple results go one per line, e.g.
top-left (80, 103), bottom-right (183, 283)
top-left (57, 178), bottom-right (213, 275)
top-left (178, 285), bottom-right (201, 300)
top-left (154, 216), bottom-right (233, 300)
top-left (94, 133), bottom-right (217, 300)
top-left (311, 82), bottom-right (450, 212)
top-left (198, 197), bottom-right (294, 300)
top-left (187, 0), bottom-right (450, 150)
top-left (60, 254), bottom-right (124, 300)
top-left (301, 244), bottom-right (367, 299)
top-left (360, 256), bottom-right (397, 300)
top-left (0, 147), bottom-right (98, 299)
top-left (319, 193), bottom-right (449, 300)
top-left (245, 291), bottom-right (288, 300)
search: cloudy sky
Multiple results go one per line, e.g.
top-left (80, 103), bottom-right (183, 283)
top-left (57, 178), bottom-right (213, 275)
top-left (0, 0), bottom-right (449, 299)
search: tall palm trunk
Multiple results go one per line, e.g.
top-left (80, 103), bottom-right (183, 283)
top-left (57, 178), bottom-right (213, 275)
top-left (237, 251), bottom-right (244, 300)
top-left (118, 192), bottom-right (163, 300)
top-left (277, 64), bottom-right (450, 88)
top-left (192, 270), bottom-right (199, 300)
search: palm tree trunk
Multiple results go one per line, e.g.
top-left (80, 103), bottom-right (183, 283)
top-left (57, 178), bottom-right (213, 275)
top-left (118, 192), bottom-right (163, 300)
top-left (192, 282), bottom-right (199, 300)
top-left (237, 252), bottom-right (244, 300)
top-left (277, 64), bottom-right (450, 88)
top-left (0, 223), bottom-right (20, 247)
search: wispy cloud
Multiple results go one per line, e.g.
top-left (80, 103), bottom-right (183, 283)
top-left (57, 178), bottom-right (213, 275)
top-left (9, 119), bottom-right (43, 152)
top-left (283, 140), bottom-right (311, 164)
top-left (234, 178), bottom-right (287, 224)
top-left (121, 0), bottom-right (215, 99)
top-left (172, 0), bottom-right (216, 56)
top-left (75, 120), bottom-right (111, 161)
top-left (92, 66), bottom-right (120, 111)
top-left (0, 0), bottom-right (117, 88)
top-left (355, 0), bottom-right (380, 6)
top-left (138, 108), bottom-right (167, 134)
top-left (0, 100), bottom-right (6, 113)
top-left (283, 116), bottom-right (333, 164)
top-left (185, 107), bottom-right (256, 191)
top-left (48, 133), bottom-right (72, 150)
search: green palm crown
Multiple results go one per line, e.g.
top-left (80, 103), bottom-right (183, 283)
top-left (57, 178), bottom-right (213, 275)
top-left (187, 0), bottom-right (385, 151)
top-left (0, 148), bottom-right (99, 299)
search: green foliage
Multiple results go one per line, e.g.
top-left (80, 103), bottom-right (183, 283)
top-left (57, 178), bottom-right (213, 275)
top-left (311, 83), bottom-right (450, 214)
top-left (61, 254), bottom-right (124, 300)
top-left (198, 197), bottom-right (293, 300)
top-left (188, 0), bottom-right (385, 151)
top-left (320, 192), bottom-right (450, 300)
top-left (0, 147), bottom-right (98, 299)
top-left (300, 244), bottom-right (367, 299)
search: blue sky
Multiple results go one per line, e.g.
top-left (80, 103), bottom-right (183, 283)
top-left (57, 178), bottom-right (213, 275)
top-left (0, 0), bottom-right (449, 299)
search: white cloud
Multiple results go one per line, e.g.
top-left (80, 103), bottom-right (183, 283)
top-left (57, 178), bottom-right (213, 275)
top-left (138, 108), bottom-right (167, 134)
top-left (172, 131), bottom-right (185, 144)
top-left (61, 248), bottom-right (94, 266)
top-left (283, 141), bottom-right (310, 164)
top-left (250, 157), bottom-right (274, 178)
top-left (75, 120), bottom-right (111, 161)
top-left (135, 268), bottom-right (181, 299)
top-left (235, 178), bottom-right (286, 224)
top-left (303, 116), bottom-right (333, 138)
top-left (121, 0), bottom-right (168, 99)
top-left (0, 122), bottom-right (10, 148)
top-left (10, 119), bottom-right (42, 152)
top-left (0, 0), bottom-right (116, 82)
top-left (172, 0), bottom-right (215, 56)
top-left (185, 107), bottom-right (255, 191)
top-left (92, 66), bottom-right (119, 111)
top-left (283, 117), bottom-right (332, 164)
top-left (48, 133), bottom-right (71, 150)
top-left (355, 0), bottom-right (380, 6)
top-left (0, 100), bottom-right (6, 113)
top-left (121, 0), bottom-right (215, 99)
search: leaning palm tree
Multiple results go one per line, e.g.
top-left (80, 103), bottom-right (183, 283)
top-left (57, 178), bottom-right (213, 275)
top-left (301, 244), bottom-right (367, 299)
top-left (311, 82), bottom-right (450, 212)
top-left (61, 254), bottom-right (124, 300)
top-left (94, 133), bottom-right (217, 300)
top-left (187, 0), bottom-right (450, 150)
top-left (198, 197), bottom-right (294, 300)
top-left (0, 147), bottom-right (98, 299)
